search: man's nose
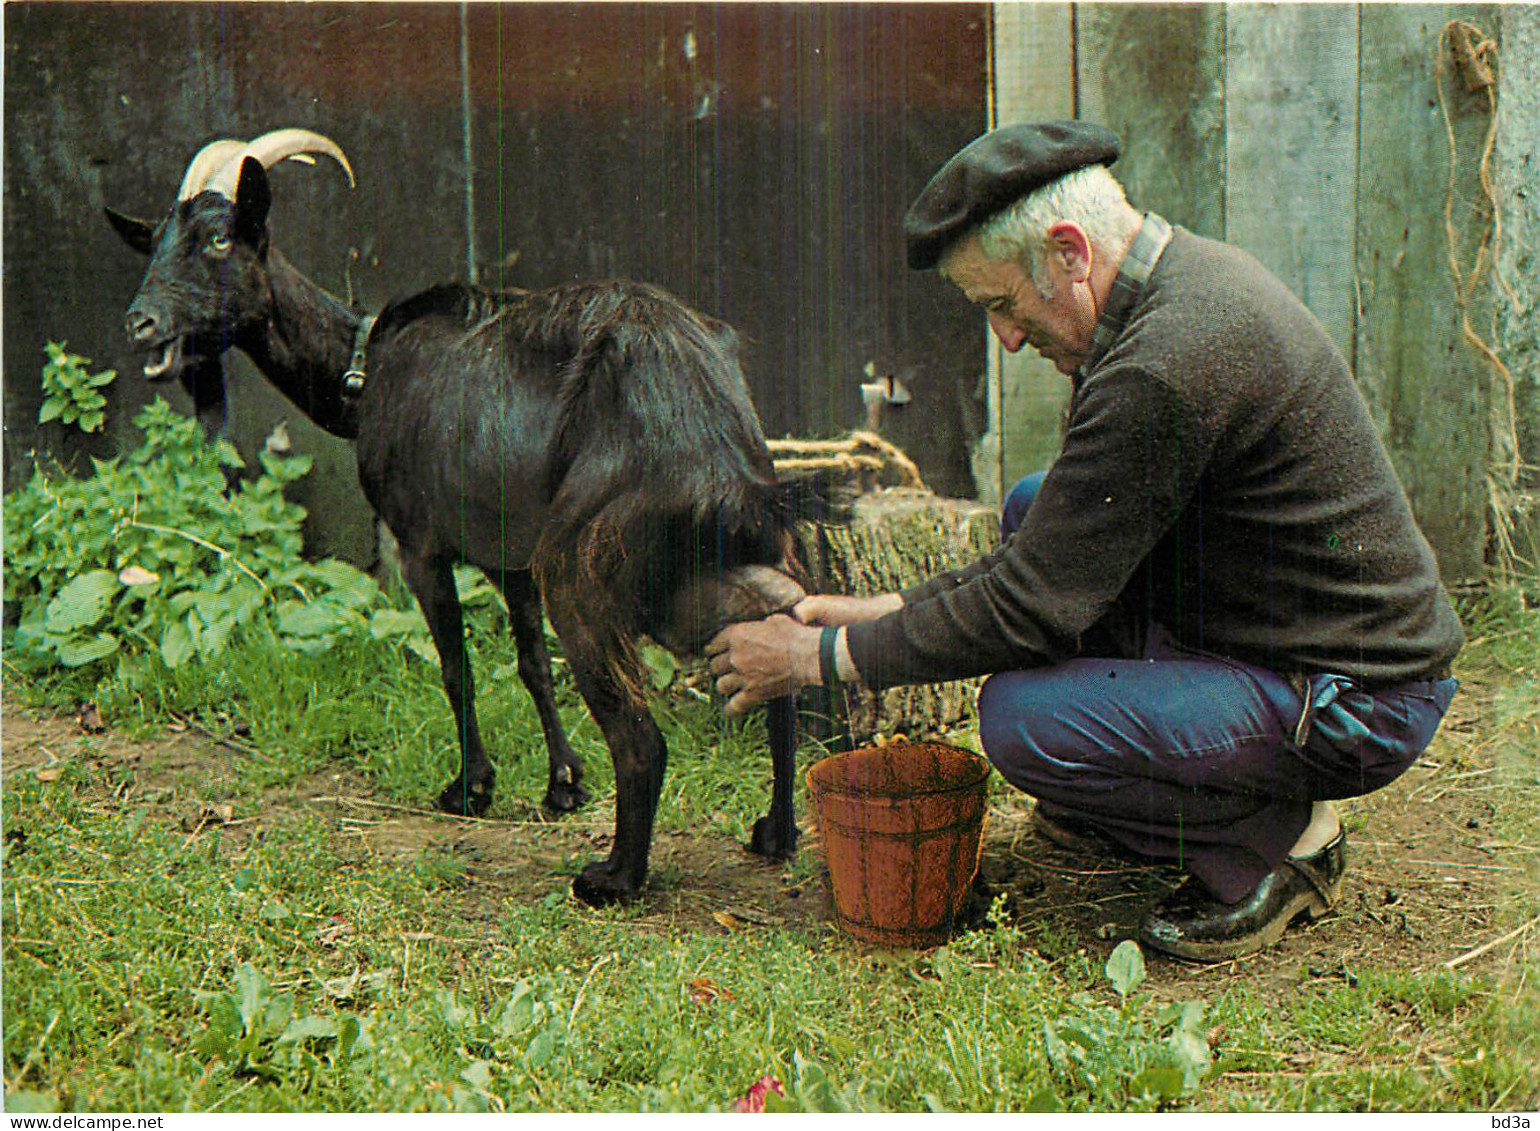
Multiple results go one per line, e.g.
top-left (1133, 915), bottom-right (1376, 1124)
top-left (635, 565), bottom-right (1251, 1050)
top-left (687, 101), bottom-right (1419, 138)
top-left (987, 312), bottom-right (1026, 353)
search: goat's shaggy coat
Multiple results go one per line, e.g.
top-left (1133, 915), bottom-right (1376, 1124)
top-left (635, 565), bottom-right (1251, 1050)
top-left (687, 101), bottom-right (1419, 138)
top-left (110, 142), bottom-right (815, 905)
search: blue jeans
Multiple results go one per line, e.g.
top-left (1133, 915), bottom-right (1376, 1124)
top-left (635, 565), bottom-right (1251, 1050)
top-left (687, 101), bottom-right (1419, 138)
top-left (978, 473), bottom-right (1458, 902)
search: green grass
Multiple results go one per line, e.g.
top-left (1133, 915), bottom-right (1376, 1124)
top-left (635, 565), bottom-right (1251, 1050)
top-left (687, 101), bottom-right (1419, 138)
top-left (0, 759), bottom-right (1174, 1112)
top-left (4, 588), bottom-right (1539, 1112)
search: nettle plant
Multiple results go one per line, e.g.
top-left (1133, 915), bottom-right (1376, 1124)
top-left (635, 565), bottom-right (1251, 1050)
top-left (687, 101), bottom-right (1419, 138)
top-left (38, 341), bottom-right (117, 433)
top-left (5, 392), bottom-right (433, 674)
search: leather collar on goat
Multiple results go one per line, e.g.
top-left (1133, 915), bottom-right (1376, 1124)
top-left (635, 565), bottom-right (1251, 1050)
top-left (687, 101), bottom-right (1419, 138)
top-left (342, 313), bottom-right (377, 399)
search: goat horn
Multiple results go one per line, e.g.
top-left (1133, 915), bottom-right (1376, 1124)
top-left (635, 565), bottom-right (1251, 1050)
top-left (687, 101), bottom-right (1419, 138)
top-left (176, 138), bottom-right (249, 201)
top-left (204, 128), bottom-right (356, 199)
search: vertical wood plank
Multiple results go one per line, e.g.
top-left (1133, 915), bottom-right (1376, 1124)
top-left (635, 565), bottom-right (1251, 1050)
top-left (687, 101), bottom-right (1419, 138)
top-left (992, 2), bottom-right (1076, 122)
top-left (472, 4), bottom-right (988, 500)
top-left (1226, 3), bottom-right (1360, 361)
top-left (1356, 4), bottom-right (1492, 582)
top-left (1077, 4), bottom-right (1226, 239)
top-left (1494, 5), bottom-right (1540, 573)
top-left (986, 3), bottom-right (1076, 503)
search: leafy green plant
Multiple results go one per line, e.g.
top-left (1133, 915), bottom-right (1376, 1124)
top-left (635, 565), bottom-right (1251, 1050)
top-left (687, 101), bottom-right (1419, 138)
top-left (4, 396), bottom-right (428, 674)
top-left (192, 961), bottom-right (566, 1105)
top-left (760, 1052), bottom-right (880, 1113)
top-left (422, 980), bottom-right (571, 1110)
top-left (1040, 941), bottom-right (1212, 1108)
top-left (194, 964), bottom-right (361, 1080)
top-left (37, 341), bottom-right (116, 433)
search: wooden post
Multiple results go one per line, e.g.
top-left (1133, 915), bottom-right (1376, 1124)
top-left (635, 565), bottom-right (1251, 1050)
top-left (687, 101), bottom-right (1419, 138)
top-left (1076, 4), bottom-right (1226, 240)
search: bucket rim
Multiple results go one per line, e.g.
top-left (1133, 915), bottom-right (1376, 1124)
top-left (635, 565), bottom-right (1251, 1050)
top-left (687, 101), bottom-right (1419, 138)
top-left (804, 742), bottom-right (991, 800)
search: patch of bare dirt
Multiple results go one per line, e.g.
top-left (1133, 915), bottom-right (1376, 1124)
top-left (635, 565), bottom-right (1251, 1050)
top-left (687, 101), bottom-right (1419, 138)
top-left (0, 691), bottom-right (833, 942)
top-left (2, 669), bottom-right (1530, 994)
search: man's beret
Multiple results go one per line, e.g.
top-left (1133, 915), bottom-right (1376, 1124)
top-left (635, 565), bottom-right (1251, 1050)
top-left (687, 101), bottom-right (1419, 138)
top-left (903, 121), bottom-right (1122, 270)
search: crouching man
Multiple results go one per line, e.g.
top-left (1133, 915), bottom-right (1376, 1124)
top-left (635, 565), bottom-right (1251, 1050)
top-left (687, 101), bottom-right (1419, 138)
top-left (706, 121), bottom-right (1462, 961)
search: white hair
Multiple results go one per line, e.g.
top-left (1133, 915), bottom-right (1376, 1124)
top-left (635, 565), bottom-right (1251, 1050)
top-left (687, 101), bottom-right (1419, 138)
top-left (971, 165), bottom-right (1141, 295)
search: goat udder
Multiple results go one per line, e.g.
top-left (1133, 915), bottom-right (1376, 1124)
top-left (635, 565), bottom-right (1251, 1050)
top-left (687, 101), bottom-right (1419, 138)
top-left (655, 565), bottom-right (807, 655)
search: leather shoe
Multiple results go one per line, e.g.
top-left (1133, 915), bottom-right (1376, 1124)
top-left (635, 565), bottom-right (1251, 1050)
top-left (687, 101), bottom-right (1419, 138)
top-left (1032, 802), bottom-right (1135, 859)
top-left (1138, 830), bottom-right (1347, 962)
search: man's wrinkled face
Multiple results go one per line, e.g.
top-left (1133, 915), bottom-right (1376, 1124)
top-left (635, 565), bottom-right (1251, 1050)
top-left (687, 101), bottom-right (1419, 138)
top-left (941, 231), bottom-right (1099, 375)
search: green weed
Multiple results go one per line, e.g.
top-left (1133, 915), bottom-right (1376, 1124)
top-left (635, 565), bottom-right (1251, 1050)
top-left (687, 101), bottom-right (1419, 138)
top-left (37, 342), bottom-right (116, 434)
top-left (4, 398), bottom-right (437, 676)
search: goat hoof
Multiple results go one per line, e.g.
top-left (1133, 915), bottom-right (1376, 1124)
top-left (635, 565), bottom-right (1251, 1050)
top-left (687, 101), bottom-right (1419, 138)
top-left (542, 780), bottom-right (591, 814)
top-left (436, 778), bottom-right (493, 818)
top-left (572, 862), bottom-right (641, 908)
top-left (748, 815), bottom-right (799, 860)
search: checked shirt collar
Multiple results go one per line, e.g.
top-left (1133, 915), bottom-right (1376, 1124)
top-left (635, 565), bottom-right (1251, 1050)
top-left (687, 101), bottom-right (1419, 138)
top-left (1076, 211), bottom-right (1172, 380)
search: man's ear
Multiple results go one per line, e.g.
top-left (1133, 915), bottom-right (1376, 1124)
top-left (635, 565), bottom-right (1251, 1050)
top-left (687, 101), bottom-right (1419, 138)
top-left (232, 157), bottom-right (272, 245)
top-left (1046, 222), bottom-right (1093, 284)
top-left (105, 207), bottom-right (157, 255)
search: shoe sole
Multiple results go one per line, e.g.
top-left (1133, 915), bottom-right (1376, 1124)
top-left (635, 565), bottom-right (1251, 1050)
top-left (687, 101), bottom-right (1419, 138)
top-left (1033, 812), bottom-right (1123, 857)
top-left (1137, 888), bottom-right (1335, 963)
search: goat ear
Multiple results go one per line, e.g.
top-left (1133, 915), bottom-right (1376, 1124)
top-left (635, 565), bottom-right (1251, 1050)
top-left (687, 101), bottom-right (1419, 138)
top-left (232, 157), bottom-right (272, 244)
top-left (104, 207), bottom-right (157, 255)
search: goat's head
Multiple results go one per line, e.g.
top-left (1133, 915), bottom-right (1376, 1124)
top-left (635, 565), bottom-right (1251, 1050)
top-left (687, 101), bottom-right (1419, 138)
top-left (105, 129), bottom-right (354, 383)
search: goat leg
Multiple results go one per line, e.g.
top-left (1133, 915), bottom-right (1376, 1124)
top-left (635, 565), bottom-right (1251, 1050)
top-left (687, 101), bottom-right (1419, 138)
top-left (547, 596), bottom-right (665, 907)
top-left (495, 568), bottom-right (589, 813)
top-left (748, 692), bottom-right (800, 859)
top-left (401, 551), bottom-right (496, 817)
top-left (657, 563), bottom-right (808, 862)
top-left (570, 707), bottom-right (666, 907)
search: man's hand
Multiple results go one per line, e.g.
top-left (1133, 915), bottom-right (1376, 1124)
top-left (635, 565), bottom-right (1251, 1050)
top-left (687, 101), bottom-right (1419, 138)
top-left (793, 591), bottom-right (903, 627)
top-left (705, 614), bottom-right (821, 718)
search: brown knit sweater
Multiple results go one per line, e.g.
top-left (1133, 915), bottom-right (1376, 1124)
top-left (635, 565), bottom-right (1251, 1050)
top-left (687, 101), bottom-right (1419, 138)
top-left (846, 228), bottom-right (1464, 690)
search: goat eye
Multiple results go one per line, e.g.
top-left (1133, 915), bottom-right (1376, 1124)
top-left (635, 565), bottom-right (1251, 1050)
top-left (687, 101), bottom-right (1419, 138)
top-left (207, 234), bottom-right (233, 256)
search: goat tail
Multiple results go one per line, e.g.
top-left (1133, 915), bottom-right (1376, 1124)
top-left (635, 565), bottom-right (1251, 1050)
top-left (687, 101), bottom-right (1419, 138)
top-left (771, 462), bottom-right (854, 531)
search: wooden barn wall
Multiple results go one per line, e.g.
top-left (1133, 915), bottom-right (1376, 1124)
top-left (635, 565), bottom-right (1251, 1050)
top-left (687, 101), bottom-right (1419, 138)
top-left (9, 2), bottom-right (1532, 583)
top-left (3, 2), bottom-right (989, 564)
top-left (3, 3), bottom-right (471, 563)
top-left (1496, 12), bottom-right (1540, 575)
top-left (987, 2), bottom-right (1525, 585)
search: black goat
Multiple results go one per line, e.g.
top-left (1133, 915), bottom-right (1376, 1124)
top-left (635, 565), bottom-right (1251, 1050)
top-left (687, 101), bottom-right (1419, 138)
top-left (106, 129), bottom-right (816, 906)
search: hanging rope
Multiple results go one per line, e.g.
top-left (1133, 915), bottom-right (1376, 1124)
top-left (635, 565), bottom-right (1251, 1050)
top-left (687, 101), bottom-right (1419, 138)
top-left (1436, 19), bottom-right (1530, 575)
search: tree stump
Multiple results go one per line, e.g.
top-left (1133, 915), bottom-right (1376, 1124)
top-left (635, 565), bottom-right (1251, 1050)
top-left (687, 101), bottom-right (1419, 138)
top-left (797, 486), bottom-right (1001, 746)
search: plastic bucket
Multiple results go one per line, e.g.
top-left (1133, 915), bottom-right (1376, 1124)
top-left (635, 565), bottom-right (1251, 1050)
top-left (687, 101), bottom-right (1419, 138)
top-left (805, 742), bottom-right (990, 948)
